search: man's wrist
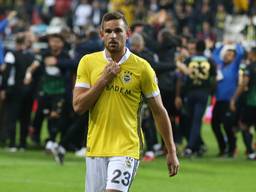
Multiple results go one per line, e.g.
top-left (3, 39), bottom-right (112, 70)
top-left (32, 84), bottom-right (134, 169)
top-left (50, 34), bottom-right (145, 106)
top-left (98, 77), bottom-right (109, 88)
top-left (166, 146), bottom-right (177, 154)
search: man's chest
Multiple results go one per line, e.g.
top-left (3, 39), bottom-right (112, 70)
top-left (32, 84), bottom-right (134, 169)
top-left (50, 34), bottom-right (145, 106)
top-left (90, 65), bottom-right (142, 95)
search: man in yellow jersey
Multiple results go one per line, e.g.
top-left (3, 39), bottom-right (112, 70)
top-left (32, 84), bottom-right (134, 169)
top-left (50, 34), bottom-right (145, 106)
top-left (73, 11), bottom-right (179, 192)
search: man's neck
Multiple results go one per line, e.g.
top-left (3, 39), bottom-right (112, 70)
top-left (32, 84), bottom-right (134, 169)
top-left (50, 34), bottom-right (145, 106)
top-left (106, 48), bottom-right (126, 63)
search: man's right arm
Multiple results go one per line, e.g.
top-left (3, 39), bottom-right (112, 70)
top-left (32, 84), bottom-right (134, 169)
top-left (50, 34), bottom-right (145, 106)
top-left (73, 61), bottom-right (120, 114)
top-left (73, 79), bottom-right (108, 114)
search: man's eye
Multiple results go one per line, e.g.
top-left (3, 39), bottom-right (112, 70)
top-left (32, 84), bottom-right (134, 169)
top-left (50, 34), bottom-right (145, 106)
top-left (105, 29), bottom-right (112, 33)
top-left (105, 28), bottom-right (123, 34)
top-left (114, 29), bottom-right (123, 33)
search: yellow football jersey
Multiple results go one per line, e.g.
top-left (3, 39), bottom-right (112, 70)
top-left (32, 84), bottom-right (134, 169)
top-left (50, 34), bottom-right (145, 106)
top-left (75, 48), bottom-right (159, 159)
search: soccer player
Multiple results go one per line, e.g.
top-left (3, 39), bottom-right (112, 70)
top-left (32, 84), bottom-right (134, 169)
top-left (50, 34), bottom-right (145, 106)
top-left (73, 12), bottom-right (179, 192)
top-left (176, 40), bottom-right (216, 157)
top-left (230, 47), bottom-right (256, 160)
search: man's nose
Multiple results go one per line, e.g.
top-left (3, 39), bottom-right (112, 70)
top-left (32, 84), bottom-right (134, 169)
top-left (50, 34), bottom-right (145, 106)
top-left (110, 31), bottom-right (117, 38)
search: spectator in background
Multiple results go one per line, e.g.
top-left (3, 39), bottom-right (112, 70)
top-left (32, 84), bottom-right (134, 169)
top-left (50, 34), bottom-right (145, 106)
top-left (90, 0), bottom-right (107, 27)
top-left (129, 32), bottom-right (158, 66)
top-left (74, 27), bottom-right (103, 65)
top-left (183, 3), bottom-right (195, 36)
top-left (196, 21), bottom-right (217, 42)
top-left (30, 33), bottom-right (74, 156)
top-left (211, 42), bottom-right (245, 157)
top-left (154, 29), bottom-right (181, 148)
top-left (241, 16), bottom-right (256, 48)
top-left (215, 4), bottom-right (227, 41)
top-left (1, 34), bottom-right (35, 151)
top-left (74, 0), bottom-right (93, 29)
top-left (174, 2), bottom-right (187, 34)
top-left (195, 0), bottom-right (214, 34)
top-left (134, 0), bottom-right (148, 22)
top-left (130, 21), bottom-right (157, 54)
top-left (0, 11), bottom-right (17, 144)
top-left (149, 0), bottom-right (159, 13)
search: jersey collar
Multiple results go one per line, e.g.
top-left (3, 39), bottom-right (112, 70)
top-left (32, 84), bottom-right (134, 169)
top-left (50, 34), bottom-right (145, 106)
top-left (103, 48), bottom-right (131, 65)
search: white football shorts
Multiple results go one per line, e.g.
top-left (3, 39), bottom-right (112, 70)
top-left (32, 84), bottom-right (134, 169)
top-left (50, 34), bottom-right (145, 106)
top-left (85, 156), bottom-right (140, 192)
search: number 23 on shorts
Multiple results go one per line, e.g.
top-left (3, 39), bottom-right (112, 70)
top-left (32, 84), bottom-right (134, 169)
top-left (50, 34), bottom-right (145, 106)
top-left (106, 157), bottom-right (139, 191)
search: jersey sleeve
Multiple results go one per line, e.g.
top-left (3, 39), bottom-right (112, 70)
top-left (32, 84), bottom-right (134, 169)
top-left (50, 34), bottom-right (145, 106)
top-left (141, 62), bottom-right (160, 98)
top-left (75, 55), bottom-right (91, 88)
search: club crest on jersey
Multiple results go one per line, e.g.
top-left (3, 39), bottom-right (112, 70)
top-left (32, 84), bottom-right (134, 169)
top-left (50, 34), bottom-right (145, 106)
top-left (122, 71), bottom-right (132, 83)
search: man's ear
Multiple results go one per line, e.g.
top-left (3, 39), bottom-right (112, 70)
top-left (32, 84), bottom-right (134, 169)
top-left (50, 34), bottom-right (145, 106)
top-left (126, 28), bottom-right (131, 39)
top-left (100, 30), bottom-right (104, 40)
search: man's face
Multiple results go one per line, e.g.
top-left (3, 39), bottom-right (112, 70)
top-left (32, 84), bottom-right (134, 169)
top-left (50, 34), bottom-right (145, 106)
top-left (223, 50), bottom-right (235, 63)
top-left (101, 19), bottom-right (128, 53)
top-left (48, 37), bottom-right (64, 52)
top-left (187, 43), bottom-right (196, 56)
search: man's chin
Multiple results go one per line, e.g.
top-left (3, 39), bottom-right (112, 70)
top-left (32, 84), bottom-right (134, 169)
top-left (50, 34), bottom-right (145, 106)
top-left (106, 47), bottom-right (120, 53)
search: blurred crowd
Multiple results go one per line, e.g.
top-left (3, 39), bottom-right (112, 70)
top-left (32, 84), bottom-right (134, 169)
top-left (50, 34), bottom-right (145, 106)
top-left (0, 0), bottom-right (256, 161)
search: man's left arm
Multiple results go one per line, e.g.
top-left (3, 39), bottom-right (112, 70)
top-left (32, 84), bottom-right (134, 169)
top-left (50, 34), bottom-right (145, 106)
top-left (147, 95), bottom-right (180, 177)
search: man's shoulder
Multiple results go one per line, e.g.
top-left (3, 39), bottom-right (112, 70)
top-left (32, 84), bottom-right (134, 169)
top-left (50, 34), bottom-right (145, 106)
top-left (129, 52), bottom-right (150, 68)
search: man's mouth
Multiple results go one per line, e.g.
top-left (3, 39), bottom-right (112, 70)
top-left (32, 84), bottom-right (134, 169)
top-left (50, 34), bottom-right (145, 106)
top-left (109, 41), bottom-right (118, 45)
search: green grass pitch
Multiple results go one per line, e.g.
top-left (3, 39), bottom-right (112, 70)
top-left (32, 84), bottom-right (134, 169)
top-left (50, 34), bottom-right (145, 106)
top-left (0, 125), bottom-right (256, 192)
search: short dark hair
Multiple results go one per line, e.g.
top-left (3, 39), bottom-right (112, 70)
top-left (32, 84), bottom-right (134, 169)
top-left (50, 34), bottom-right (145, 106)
top-left (48, 33), bottom-right (65, 42)
top-left (130, 21), bottom-right (145, 32)
top-left (100, 11), bottom-right (128, 30)
top-left (15, 35), bottom-right (26, 45)
top-left (226, 49), bottom-right (237, 57)
top-left (196, 39), bottom-right (206, 53)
